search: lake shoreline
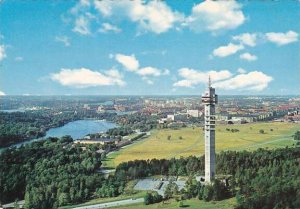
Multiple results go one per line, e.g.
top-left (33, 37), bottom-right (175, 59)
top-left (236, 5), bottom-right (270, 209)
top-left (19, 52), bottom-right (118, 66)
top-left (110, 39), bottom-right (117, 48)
top-left (0, 119), bottom-right (118, 152)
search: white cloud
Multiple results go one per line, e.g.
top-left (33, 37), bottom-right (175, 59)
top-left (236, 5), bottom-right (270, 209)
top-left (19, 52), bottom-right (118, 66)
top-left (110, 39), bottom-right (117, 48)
top-left (94, 0), bottom-right (183, 34)
top-left (0, 91), bottom-right (5, 96)
top-left (213, 71), bottom-right (273, 91)
top-left (50, 68), bottom-right (125, 88)
top-left (142, 77), bottom-right (154, 85)
top-left (174, 68), bottom-right (273, 91)
top-left (213, 43), bottom-right (244, 57)
top-left (186, 1), bottom-right (245, 33)
top-left (55, 35), bottom-right (71, 46)
top-left (237, 68), bottom-right (247, 74)
top-left (105, 68), bottom-right (123, 79)
top-left (99, 23), bottom-right (121, 33)
top-left (93, 0), bottom-right (114, 17)
top-left (114, 53), bottom-right (169, 84)
top-left (232, 33), bottom-right (257, 47)
top-left (265, 31), bottom-right (298, 46)
top-left (162, 69), bottom-right (170, 75)
top-left (137, 67), bottom-right (161, 77)
top-left (240, 53), bottom-right (257, 61)
top-left (15, 56), bottom-right (23, 62)
top-left (73, 16), bottom-right (91, 35)
top-left (0, 45), bottom-right (6, 61)
top-left (174, 68), bottom-right (232, 87)
top-left (70, 0), bottom-right (247, 35)
top-left (70, 0), bottom-right (91, 14)
top-left (115, 54), bottom-right (139, 72)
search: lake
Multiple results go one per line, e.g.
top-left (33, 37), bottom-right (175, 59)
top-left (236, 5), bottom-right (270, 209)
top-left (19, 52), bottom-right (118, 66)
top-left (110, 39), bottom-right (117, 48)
top-left (1, 119), bottom-right (117, 150)
top-left (43, 119), bottom-right (117, 139)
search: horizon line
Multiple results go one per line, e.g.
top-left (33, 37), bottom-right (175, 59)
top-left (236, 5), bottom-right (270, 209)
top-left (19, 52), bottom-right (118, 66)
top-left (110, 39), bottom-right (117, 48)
top-left (0, 94), bottom-right (299, 97)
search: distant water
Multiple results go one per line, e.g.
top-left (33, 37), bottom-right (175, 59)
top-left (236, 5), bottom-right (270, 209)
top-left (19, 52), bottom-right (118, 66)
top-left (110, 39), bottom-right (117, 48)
top-left (43, 119), bottom-right (117, 139)
top-left (1, 119), bottom-right (117, 151)
top-left (0, 109), bottom-right (26, 113)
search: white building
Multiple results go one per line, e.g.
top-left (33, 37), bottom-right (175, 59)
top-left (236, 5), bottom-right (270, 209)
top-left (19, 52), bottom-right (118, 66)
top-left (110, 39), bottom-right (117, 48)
top-left (167, 114), bottom-right (175, 121)
top-left (187, 109), bottom-right (201, 118)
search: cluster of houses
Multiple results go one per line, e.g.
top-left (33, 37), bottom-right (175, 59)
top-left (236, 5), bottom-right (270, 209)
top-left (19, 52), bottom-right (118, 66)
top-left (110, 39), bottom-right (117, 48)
top-left (284, 110), bottom-right (300, 122)
top-left (158, 109), bottom-right (202, 124)
top-left (215, 111), bottom-right (276, 124)
top-left (158, 108), bottom-right (280, 125)
top-left (74, 135), bottom-right (121, 146)
top-left (73, 131), bottom-right (148, 153)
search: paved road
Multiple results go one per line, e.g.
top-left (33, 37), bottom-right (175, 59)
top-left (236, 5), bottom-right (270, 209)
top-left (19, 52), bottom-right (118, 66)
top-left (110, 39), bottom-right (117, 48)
top-left (3, 200), bottom-right (25, 208)
top-left (72, 198), bottom-right (143, 209)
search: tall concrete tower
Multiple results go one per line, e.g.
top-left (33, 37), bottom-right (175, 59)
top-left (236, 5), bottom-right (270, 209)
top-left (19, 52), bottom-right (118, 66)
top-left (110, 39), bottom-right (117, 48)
top-left (201, 76), bottom-right (218, 183)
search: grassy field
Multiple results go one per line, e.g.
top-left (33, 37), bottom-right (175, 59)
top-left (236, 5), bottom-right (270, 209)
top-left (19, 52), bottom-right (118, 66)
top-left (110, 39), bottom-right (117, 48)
top-left (107, 122), bottom-right (299, 167)
top-left (112, 197), bottom-right (237, 209)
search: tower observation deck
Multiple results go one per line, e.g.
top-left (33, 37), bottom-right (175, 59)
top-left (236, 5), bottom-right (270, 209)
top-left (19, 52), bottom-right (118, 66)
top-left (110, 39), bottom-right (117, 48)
top-left (201, 77), bottom-right (218, 183)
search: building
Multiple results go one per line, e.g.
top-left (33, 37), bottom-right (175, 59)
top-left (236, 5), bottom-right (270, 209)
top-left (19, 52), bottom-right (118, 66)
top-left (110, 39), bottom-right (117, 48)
top-left (74, 137), bottom-right (120, 146)
top-left (231, 115), bottom-right (255, 123)
top-left (285, 110), bottom-right (300, 122)
top-left (187, 109), bottom-right (201, 118)
top-left (167, 113), bottom-right (188, 121)
top-left (201, 77), bottom-right (217, 183)
top-left (215, 113), bottom-right (230, 121)
top-left (167, 114), bottom-right (175, 121)
top-left (97, 106), bottom-right (104, 113)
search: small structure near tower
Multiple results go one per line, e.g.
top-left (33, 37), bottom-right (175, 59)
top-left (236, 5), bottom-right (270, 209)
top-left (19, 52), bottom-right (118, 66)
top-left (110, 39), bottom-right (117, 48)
top-left (201, 76), bottom-right (218, 183)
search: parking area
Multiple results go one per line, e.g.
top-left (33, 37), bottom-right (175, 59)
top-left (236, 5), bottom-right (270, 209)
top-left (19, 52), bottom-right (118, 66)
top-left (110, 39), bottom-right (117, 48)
top-left (133, 178), bottom-right (186, 196)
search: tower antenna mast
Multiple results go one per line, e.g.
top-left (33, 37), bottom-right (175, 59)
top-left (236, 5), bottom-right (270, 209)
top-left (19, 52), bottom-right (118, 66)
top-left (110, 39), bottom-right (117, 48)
top-left (208, 75), bottom-right (211, 88)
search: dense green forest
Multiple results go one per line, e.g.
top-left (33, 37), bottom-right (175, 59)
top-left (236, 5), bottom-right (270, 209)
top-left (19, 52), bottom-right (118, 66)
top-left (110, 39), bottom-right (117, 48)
top-left (0, 137), bottom-right (128, 208)
top-left (1, 136), bottom-right (299, 209)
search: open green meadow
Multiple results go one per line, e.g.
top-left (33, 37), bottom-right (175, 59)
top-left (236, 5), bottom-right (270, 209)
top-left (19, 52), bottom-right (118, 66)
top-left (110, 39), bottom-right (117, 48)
top-left (105, 122), bottom-right (299, 167)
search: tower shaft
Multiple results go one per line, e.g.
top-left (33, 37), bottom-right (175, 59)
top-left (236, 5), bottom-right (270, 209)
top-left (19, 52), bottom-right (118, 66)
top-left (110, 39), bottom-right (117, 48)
top-left (202, 84), bottom-right (217, 183)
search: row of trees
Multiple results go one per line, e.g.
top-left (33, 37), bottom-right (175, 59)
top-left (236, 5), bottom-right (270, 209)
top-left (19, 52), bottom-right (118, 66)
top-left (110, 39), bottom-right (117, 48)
top-left (106, 127), bottom-right (134, 136)
top-left (115, 156), bottom-right (204, 179)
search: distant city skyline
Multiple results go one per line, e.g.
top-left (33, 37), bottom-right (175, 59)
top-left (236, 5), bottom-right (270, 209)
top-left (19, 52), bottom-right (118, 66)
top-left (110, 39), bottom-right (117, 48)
top-left (0, 0), bottom-right (299, 96)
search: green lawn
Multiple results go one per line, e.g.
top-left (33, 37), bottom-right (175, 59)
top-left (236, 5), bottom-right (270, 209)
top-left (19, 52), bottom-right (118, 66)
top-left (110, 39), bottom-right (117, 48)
top-left (111, 197), bottom-right (237, 209)
top-left (107, 122), bottom-right (299, 167)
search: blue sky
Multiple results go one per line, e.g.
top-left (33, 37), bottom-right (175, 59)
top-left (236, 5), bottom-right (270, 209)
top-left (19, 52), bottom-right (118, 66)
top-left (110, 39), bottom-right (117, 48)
top-left (0, 0), bottom-right (299, 95)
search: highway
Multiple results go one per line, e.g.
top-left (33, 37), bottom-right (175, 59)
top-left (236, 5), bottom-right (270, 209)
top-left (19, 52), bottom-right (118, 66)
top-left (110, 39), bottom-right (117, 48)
top-left (72, 198), bottom-right (143, 209)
